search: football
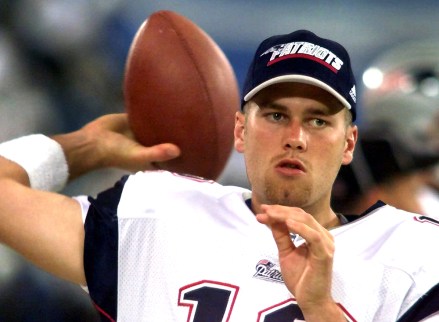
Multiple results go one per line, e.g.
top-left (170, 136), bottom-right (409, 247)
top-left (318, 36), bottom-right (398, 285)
top-left (124, 10), bottom-right (240, 180)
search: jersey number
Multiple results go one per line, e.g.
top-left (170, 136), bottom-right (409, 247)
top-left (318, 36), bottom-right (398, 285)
top-left (178, 280), bottom-right (305, 322)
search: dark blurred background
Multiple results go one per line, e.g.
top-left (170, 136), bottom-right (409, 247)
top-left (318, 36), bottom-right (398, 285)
top-left (1, 1), bottom-right (439, 320)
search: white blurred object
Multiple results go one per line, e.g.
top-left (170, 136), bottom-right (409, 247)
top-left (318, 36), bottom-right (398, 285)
top-left (362, 39), bottom-right (439, 102)
top-left (361, 39), bottom-right (439, 154)
top-left (12, 0), bottom-right (122, 55)
top-left (361, 40), bottom-right (439, 143)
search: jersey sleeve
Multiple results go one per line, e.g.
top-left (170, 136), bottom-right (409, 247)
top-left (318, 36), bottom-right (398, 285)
top-left (72, 195), bottom-right (91, 224)
top-left (82, 175), bottom-right (129, 321)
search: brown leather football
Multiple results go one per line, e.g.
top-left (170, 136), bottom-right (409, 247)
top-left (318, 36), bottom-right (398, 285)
top-left (124, 10), bottom-right (239, 180)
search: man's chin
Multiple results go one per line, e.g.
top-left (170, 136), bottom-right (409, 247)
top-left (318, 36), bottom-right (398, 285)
top-left (266, 189), bottom-right (310, 208)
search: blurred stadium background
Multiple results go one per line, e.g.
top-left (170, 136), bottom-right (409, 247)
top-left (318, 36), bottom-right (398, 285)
top-left (1, 1), bottom-right (439, 320)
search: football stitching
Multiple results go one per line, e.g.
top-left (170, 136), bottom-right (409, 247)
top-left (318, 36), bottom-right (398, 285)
top-left (160, 11), bottom-right (220, 177)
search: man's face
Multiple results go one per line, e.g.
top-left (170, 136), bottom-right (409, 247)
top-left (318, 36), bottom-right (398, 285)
top-left (234, 83), bottom-right (357, 214)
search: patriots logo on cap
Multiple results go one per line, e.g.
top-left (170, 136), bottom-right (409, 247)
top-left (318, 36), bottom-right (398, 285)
top-left (242, 30), bottom-right (357, 121)
top-left (261, 41), bottom-right (344, 73)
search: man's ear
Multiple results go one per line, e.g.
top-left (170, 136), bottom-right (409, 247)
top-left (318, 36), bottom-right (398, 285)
top-left (234, 111), bottom-right (245, 153)
top-left (342, 125), bottom-right (358, 165)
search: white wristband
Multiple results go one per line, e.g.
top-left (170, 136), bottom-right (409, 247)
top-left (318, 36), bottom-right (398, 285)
top-left (0, 134), bottom-right (69, 191)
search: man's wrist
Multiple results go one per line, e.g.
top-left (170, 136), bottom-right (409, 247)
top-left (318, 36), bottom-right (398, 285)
top-left (302, 301), bottom-right (349, 322)
top-left (0, 134), bottom-right (69, 191)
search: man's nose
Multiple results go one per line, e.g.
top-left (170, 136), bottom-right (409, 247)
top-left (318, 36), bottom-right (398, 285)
top-left (284, 121), bottom-right (307, 151)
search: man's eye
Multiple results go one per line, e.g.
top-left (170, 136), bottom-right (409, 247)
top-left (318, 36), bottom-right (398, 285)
top-left (312, 119), bottom-right (326, 127)
top-left (269, 113), bottom-right (284, 121)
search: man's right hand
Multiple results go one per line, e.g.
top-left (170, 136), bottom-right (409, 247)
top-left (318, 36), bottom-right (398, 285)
top-left (54, 113), bottom-right (181, 180)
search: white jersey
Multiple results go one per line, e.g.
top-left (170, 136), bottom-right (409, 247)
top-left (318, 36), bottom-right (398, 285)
top-left (76, 170), bottom-right (439, 322)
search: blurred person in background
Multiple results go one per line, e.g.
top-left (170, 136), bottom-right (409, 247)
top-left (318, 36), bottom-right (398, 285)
top-left (332, 39), bottom-right (439, 218)
top-left (332, 107), bottom-right (439, 218)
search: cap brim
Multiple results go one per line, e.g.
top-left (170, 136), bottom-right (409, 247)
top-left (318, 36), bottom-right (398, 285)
top-left (243, 75), bottom-right (352, 110)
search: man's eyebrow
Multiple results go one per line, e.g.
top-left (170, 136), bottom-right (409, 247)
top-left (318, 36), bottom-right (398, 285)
top-left (307, 107), bottom-right (332, 116)
top-left (257, 102), bottom-right (288, 111)
top-left (258, 103), bottom-right (332, 116)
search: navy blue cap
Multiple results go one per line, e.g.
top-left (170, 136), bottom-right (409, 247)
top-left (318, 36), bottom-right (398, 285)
top-left (242, 30), bottom-right (357, 120)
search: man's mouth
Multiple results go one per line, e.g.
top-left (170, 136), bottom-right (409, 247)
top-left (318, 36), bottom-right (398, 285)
top-left (276, 159), bottom-right (305, 172)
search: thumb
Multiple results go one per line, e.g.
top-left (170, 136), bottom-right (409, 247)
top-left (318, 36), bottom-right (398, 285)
top-left (118, 143), bottom-right (181, 172)
top-left (142, 143), bottom-right (181, 162)
top-left (137, 143), bottom-right (181, 163)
